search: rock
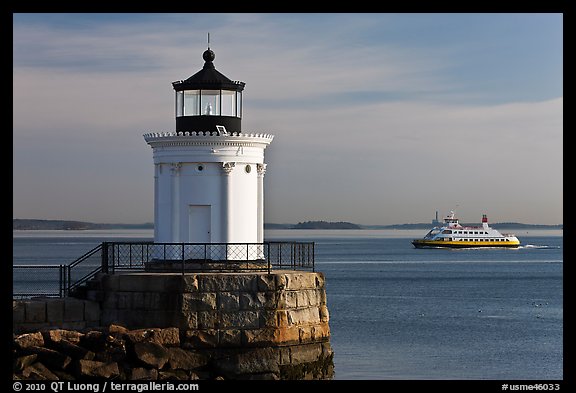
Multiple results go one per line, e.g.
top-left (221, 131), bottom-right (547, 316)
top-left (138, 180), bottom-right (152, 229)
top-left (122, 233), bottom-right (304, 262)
top-left (94, 346), bottom-right (127, 363)
top-left (13, 354), bottom-right (37, 372)
top-left (14, 332), bottom-right (44, 349)
top-left (42, 329), bottom-right (84, 345)
top-left (158, 369), bottom-right (190, 380)
top-left (94, 334), bottom-right (127, 362)
top-left (22, 362), bottom-right (59, 380)
top-left (182, 329), bottom-right (218, 348)
top-left (155, 328), bottom-right (180, 347)
top-left (78, 359), bottom-right (120, 378)
top-left (80, 330), bottom-right (107, 352)
top-left (108, 324), bottom-right (129, 335)
top-left (80, 330), bottom-right (126, 362)
top-left (47, 339), bottom-right (95, 360)
top-left (133, 342), bottom-right (170, 369)
top-left (52, 370), bottom-right (76, 380)
top-left (106, 334), bottom-right (127, 351)
top-left (124, 327), bottom-right (180, 346)
top-left (22, 346), bottom-right (72, 370)
top-left (125, 328), bottom-right (159, 344)
top-left (131, 367), bottom-right (159, 380)
top-left (167, 347), bottom-right (209, 370)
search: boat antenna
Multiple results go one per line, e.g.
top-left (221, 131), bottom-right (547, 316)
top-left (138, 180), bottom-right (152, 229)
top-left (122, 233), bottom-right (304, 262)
top-left (207, 32), bottom-right (210, 49)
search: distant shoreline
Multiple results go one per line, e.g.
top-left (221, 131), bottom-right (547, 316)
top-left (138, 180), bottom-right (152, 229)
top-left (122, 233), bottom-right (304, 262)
top-left (13, 219), bottom-right (562, 231)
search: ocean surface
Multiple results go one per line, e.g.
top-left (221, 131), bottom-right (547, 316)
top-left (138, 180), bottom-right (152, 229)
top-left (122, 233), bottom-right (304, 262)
top-left (13, 229), bottom-right (563, 380)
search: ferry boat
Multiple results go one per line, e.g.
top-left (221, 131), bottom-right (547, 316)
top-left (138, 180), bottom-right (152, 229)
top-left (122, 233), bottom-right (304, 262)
top-left (412, 212), bottom-right (520, 249)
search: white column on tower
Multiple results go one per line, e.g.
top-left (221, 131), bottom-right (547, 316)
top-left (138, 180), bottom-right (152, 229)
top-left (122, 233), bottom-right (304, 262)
top-left (222, 162), bottom-right (235, 243)
top-left (153, 163), bottom-right (160, 241)
top-left (170, 162), bottom-right (182, 242)
top-left (256, 163), bottom-right (267, 243)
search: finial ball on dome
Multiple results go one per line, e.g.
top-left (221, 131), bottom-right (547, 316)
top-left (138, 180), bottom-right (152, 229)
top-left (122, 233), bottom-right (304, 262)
top-left (203, 49), bottom-right (215, 62)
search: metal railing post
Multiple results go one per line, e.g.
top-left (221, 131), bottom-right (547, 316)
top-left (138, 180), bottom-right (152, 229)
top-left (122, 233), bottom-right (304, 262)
top-left (267, 243), bottom-right (271, 274)
top-left (312, 242), bottom-right (315, 272)
top-left (182, 243), bottom-right (185, 275)
top-left (101, 242), bottom-right (108, 274)
top-left (67, 264), bottom-right (71, 296)
top-left (59, 265), bottom-right (64, 298)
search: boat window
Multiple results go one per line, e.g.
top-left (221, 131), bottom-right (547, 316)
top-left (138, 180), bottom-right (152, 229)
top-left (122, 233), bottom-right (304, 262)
top-left (442, 230), bottom-right (452, 234)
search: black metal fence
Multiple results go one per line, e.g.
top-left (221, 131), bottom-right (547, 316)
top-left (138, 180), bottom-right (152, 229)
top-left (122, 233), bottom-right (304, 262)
top-left (12, 265), bottom-right (68, 298)
top-left (13, 241), bottom-right (314, 299)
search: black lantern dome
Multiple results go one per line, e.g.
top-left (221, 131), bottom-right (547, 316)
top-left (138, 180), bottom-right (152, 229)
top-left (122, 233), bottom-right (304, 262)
top-left (172, 48), bottom-right (245, 133)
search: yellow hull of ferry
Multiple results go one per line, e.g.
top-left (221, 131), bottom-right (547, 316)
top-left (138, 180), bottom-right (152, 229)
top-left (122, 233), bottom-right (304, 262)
top-left (412, 239), bottom-right (520, 249)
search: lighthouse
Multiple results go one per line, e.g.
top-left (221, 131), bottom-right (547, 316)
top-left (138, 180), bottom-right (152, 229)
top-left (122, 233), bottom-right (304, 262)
top-left (143, 46), bottom-right (273, 249)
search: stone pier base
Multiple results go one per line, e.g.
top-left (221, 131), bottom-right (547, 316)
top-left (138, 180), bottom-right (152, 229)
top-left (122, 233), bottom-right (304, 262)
top-left (13, 270), bottom-right (334, 380)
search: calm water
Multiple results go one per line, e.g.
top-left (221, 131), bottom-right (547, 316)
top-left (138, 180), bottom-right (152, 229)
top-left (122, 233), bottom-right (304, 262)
top-left (13, 229), bottom-right (563, 380)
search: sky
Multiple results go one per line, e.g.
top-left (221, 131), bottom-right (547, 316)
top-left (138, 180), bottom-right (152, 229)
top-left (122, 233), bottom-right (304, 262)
top-left (12, 13), bottom-right (563, 226)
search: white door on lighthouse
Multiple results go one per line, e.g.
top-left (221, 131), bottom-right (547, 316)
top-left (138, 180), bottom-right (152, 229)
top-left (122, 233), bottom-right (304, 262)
top-left (188, 205), bottom-right (211, 243)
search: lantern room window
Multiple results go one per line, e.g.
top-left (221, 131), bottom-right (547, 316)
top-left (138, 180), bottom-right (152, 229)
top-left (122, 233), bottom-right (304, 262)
top-left (176, 89), bottom-right (242, 118)
top-left (184, 90), bottom-right (200, 116)
top-left (221, 90), bottom-right (236, 116)
top-left (236, 91), bottom-right (242, 118)
top-left (201, 90), bottom-right (220, 116)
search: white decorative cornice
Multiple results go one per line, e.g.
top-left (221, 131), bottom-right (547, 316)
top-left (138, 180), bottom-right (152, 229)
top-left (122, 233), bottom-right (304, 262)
top-left (143, 131), bottom-right (274, 148)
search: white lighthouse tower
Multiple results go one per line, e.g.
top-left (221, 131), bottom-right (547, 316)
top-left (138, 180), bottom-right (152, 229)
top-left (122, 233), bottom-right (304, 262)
top-left (143, 46), bottom-right (273, 250)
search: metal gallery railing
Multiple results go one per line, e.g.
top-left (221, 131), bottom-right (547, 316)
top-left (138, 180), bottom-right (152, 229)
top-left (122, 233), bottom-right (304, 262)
top-left (13, 241), bottom-right (314, 299)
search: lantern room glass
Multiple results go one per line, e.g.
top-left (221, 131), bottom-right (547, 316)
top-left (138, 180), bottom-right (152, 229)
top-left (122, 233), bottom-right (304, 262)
top-left (201, 90), bottom-right (220, 116)
top-left (176, 89), bottom-right (242, 118)
top-left (236, 91), bottom-right (242, 118)
top-left (183, 90), bottom-right (200, 116)
top-left (221, 90), bottom-right (236, 117)
top-left (176, 91), bottom-right (183, 117)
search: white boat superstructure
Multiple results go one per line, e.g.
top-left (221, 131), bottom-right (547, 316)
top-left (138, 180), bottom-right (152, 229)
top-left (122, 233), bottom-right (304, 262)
top-left (412, 211), bottom-right (520, 248)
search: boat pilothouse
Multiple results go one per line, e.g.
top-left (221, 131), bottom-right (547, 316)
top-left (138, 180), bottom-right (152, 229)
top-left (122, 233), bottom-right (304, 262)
top-left (412, 211), bottom-right (520, 249)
